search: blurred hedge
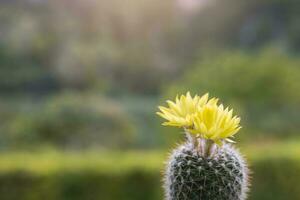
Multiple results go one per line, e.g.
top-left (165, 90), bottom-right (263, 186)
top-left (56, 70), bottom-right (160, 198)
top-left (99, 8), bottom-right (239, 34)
top-left (0, 142), bottom-right (299, 200)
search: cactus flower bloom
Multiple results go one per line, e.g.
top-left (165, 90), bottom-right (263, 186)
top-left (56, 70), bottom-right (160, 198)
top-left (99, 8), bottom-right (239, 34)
top-left (189, 104), bottom-right (241, 144)
top-left (157, 92), bottom-right (241, 144)
top-left (156, 92), bottom-right (218, 127)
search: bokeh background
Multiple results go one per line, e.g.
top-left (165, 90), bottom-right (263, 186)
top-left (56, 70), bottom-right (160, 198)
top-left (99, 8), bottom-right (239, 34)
top-left (0, 0), bottom-right (299, 199)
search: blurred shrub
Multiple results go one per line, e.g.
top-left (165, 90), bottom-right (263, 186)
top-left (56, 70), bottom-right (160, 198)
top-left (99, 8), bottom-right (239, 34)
top-left (6, 94), bottom-right (135, 149)
top-left (0, 144), bottom-right (299, 200)
top-left (118, 96), bottom-right (164, 149)
top-left (165, 48), bottom-right (300, 140)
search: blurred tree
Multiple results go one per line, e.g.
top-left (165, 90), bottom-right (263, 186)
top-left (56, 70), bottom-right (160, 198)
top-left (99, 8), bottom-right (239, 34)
top-left (0, 0), bottom-right (299, 96)
top-left (165, 48), bottom-right (300, 141)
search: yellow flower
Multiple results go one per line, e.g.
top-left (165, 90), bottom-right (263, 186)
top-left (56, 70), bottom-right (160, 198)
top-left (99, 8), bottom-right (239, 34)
top-left (189, 104), bottom-right (241, 144)
top-left (156, 92), bottom-right (218, 127)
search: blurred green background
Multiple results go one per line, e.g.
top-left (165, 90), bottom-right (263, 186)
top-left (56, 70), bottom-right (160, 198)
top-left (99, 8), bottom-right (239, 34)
top-left (0, 0), bottom-right (299, 199)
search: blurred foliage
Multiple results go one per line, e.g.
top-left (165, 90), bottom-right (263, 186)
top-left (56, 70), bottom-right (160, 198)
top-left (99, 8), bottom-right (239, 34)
top-left (117, 95), bottom-right (163, 149)
top-left (165, 48), bottom-right (300, 141)
top-left (3, 94), bottom-right (135, 150)
top-left (0, 142), bottom-right (299, 200)
top-left (0, 0), bottom-right (299, 95)
top-left (0, 0), bottom-right (178, 95)
top-left (0, 0), bottom-right (299, 199)
top-left (0, 0), bottom-right (298, 149)
top-left (0, 94), bottom-right (167, 150)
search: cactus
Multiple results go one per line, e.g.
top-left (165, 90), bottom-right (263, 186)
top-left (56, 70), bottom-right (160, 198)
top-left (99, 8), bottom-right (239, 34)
top-left (157, 92), bottom-right (250, 200)
top-left (164, 139), bottom-right (249, 200)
